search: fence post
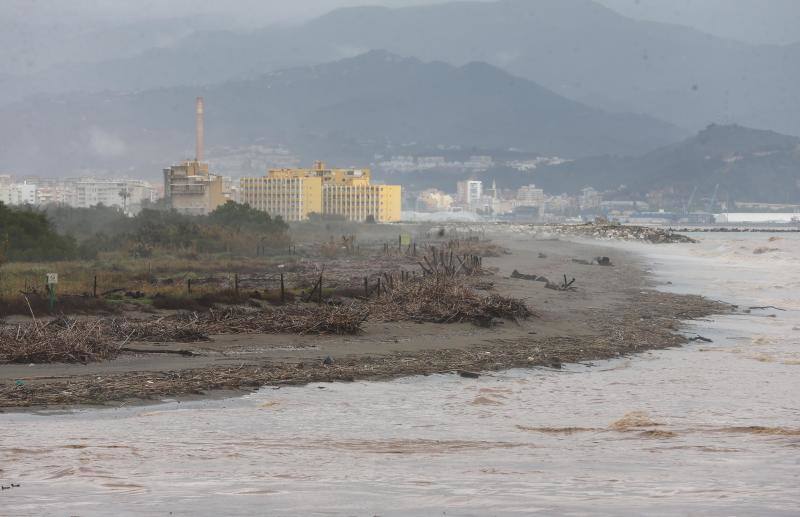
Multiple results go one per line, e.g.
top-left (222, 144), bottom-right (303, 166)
top-left (317, 272), bottom-right (323, 304)
top-left (234, 273), bottom-right (239, 295)
top-left (187, 278), bottom-right (192, 294)
top-left (364, 276), bottom-right (369, 299)
top-left (93, 275), bottom-right (97, 298)
top-left (280, 273), bottom-right (285, 304)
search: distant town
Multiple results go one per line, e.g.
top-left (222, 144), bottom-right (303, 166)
top-left (2, 97), bottom-right (798, 226)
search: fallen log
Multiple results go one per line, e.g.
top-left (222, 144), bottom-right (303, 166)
top-left (511, 270), bottom-right (539, 281)
top-left (121, 347), bottom-right (198, 357)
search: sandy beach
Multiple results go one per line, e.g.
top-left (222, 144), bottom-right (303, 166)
top-left (0, 230), bottom-right (727, 410)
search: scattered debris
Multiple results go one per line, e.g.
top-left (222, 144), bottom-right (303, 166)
top-left (511, 270), bottom-right (540, 281)
top-left (0, 318), bottom-right (115, 364)
top-left (371, 275), bottom-right (531, 326)
top-left (457, 370), bottom-right (480, 378)
top-left (200, 304), bottom-right (369, 336)
top-left (689, 335), bottom-right (713, 343)
top-left (121, 347), bottom-right (198, 357)
top-left (753, 247), bottom-right (779, 255)
top-left (594, 256), bottom-right (613, 266)
top-left (545, 275), bottom-right (577, 292)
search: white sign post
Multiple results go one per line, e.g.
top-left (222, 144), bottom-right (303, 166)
top-left (46, 273), bottom-right (58, 311)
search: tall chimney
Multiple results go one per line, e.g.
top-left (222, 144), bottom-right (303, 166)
top-left (195, 96), bottom-right (204, 162)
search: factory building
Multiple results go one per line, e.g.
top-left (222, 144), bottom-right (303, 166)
top-left (240, 161), bottom-right (401, 222)
top-left (163, 97), bottom-right (225, 216)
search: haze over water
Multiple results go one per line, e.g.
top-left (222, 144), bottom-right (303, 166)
top-left (1, 233), bottom-right (798, 515)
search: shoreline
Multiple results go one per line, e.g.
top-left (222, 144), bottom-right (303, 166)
top-left (0, 234), bottom-right (730, 411)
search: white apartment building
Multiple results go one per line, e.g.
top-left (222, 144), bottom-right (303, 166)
top-left (579, 187), bottom-right (602, 211)
top-left (0, 179), bottom-right (37, 206)
top-left (72, 178), bottom-right (156, 212)
top-left (0, 175), bottom-right (158, 213)
top-left (456, 180), bottom-right (483, 207)
top-left (516, 184), bottom-right (545, 207)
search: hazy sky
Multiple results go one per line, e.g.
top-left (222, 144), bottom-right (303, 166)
top-left (5, 0), bottom-right (800, 45)
top-left (596, 0), bottom-right (800, 45)
top-left (2, 0), bottom-right (798, 74)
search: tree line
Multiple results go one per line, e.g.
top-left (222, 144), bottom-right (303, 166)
top-left (0, 201), bottom-right (290, 262)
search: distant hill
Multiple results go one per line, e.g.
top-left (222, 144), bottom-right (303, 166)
top-left (0, 51), bottom-right (683, 177)
top-left (2, 0), bottom-right (799, 136)
top-left (532, 124), bottom-right (800, 203)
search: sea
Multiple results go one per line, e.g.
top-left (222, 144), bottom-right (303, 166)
top-left (0, 232), bottom-right (798, 516)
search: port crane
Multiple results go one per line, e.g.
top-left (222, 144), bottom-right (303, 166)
top-left (707, 184), bottom-right (720, 213)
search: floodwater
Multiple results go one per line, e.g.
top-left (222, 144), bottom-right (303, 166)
top-left (1, 233), bottom-right (799, 516)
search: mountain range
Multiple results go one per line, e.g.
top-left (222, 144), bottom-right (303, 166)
top-left (0, 51), bottom-right (683, 176)
top-left (531, 124), bottom-right (800, 203)
top-left (1, 0), bottom-right (799, 137)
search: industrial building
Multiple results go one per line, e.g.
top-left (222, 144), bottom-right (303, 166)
top-left (163, 97), bottom-right (225, 216)
top-left (240, 161), bottom-right (401, 222)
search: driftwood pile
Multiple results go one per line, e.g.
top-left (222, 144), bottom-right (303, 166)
top-left (199, 304), bottom-right (368, 335)
top-left (0, 318), bottom-right (116, 364)
top-left (0, 302), bottom-right (371, 364)
top-left (106, 318), bottom-right (209, 343)
top-left (371, 275), bottom-right (531, 326)
top-left (418, 246), bottom-right (484, 277)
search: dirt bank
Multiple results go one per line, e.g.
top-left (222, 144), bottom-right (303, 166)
top-left (0, 232), bottom-right (728, 410)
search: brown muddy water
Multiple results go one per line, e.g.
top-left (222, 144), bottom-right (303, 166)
top-left (1, 233), bottom-right (799, 516)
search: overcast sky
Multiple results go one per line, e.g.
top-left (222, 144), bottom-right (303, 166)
top-left (596, 0), bottom-right (800, 45)
top-left (4, 0), bottom-right (799, 46)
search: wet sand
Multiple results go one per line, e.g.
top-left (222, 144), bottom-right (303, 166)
top-left (0, 233), bottom-right (728, 409)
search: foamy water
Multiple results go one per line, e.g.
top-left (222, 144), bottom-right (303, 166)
top-left (1, 233), bottom-right (798, 516)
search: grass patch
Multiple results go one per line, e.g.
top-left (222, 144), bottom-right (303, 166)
top-left (0, 293), bottom-right (118, 317)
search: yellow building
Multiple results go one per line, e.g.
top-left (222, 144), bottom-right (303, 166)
top-left (163, 160), bottom-right (225, 216)
top-left (239, 175), bottom-right (322, 222)
top-left (240, 161), bottom-right (401, 222)
top-left (323, 184), bottom-right (401, 222)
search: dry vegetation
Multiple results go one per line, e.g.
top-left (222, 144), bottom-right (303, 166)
top-left (0, 222), bottom-right (531, 366)
top-left (0, 318), bottom-right (116, 364)
top-left (0, 291), bottom-right (730, 408)
top-left (0, 272), bottom-right (531, 365)
top-left (371, 276), bottom-right (531, 326)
